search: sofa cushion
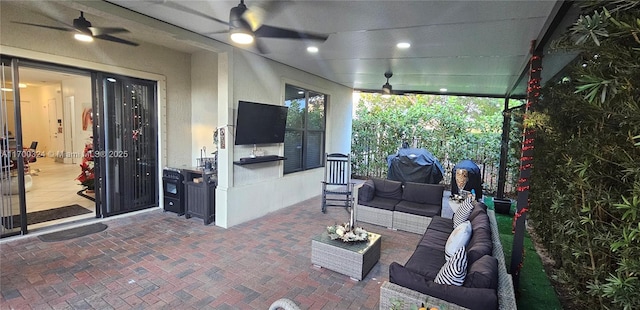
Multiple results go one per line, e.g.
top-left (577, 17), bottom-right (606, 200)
top-left (467, 203), bottom-right (487, 222)
top-left (402, 182), bottom-right (444, 206)
top-left (389, 264), bottom-right (498, 310)
top-left (404, 246), bottom-right (446, 280)
top-left (394, 201), bottom-right (441, 217)
top-left (470, 209), bottom-right (491, 232)
top-left (357, 179), bottom-right (375, 203)
top-left (453, 196), bottom-right (474, 228)
top-left (418, 229), bottom-right (450, 250)
top-left (427, 216), bottom-right (454, 234)
top-left (372, 178), bottom-right (403, 200)
top-left (359, 196), bottom-right (401, 211)
top-left (466, 226), bottom-right (493, 264)
top-left (434, 246), bottom-right (467, 286)
top-left (464, 255), bottom-right (499, 289)
top-left (445, 220), bottom-right (472, 259)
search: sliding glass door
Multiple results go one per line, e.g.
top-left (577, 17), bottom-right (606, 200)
top-left (94, 74), bottom-right (158, 217)
top-left (1, 58), bottom-right (26, 237)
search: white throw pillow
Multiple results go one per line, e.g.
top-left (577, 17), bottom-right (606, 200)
top-left (452, 196), bottom-right (474, 228)
top-left (434, 246), bottom-right (468, 286)
top-left (445, 220), bottom-right (472, 259)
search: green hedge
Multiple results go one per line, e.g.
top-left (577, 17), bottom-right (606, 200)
top-left (528, 1), bottom-right (640, 308)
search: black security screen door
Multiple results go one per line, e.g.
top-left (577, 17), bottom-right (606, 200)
top-left (95, 74), bottom-right (158, 216)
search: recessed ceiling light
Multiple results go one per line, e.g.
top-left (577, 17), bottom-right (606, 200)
top-left (106, 78), bottom-right (117, 83)
top-left (439, 88), bottom-right (448, 92)
top-left (307, 46), bottom-right (319, 53)
top-left (297, 91), bottom-right (304, 94)
top-left (397, 42), bottom-right (411, 49)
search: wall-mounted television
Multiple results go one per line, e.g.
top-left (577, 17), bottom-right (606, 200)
top-left (235, 101), bottom-right (289, 145)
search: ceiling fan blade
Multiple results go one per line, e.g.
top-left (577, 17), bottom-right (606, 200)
top-left (202, 29), bottom-right (230, 36)
top-left (94, 34), bottom-right (139, 46)
top-left (243, 6), bottom-right (266, 32)
top-left (254, 37), bottom-right (270, 54)
top-left (255, 24), bottom-right (328, 41)
top-left (11, 21), bottom-right (72, 32)
top-left (88, 26), bottom-right (129, 36)
top-left (160, 0), bottom-right (229, 26)
top-left (243, 0), bottom-right (292, 32)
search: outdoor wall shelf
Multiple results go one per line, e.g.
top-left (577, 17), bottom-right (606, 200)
top-left (233, 156), bottom-right (286, 166)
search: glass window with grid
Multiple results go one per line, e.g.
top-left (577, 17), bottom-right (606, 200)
top-left (284, 84), bottom-right (326, 174)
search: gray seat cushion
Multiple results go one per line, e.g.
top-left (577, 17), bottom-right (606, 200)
top-left (466, 225), bottom-right (493, 264)
top-left (403, 246), bottom-right (446, 280)
top-left (372, 178), bottom-right (403, 200)
top-left (395, 200), bottom-right (441, 217)
top-left (464, 255), bottom-right (499, 289)
top-left (401, 182), bottom-right (444, 206)
top-left (357, 179), bottom-right (375, 203)
top-left (427, 216), bottom-right (454, 233)
top-left (418, 229), bottom-right (450, 249)
top-left (359, 196), bottom-right (400, 211)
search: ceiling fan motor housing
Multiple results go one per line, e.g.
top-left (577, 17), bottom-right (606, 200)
top-left (229, 2), bottom-right (251, 31)
top-left (73, 13), bottom-right (92, 35)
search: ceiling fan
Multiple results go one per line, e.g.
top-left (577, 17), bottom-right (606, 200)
top-left (162, 0), bottom-right (329, 53)
top-left (382, 72), bottom-right (393, 94)
top-left (12, 11), bottom-right (139, 46)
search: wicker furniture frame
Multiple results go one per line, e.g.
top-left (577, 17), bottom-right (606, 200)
top-left (355, 204), bottom-right (394, 228)
top-left (378, 210), bottom-right (517, 310)
top-left (311, 232), bottom-right (381, 280)
top-left (392, 211), bottom-right (433, 234)
top-left (379, 282), bottom-right (469, 310)
top-left (354, 183), bottom-right (438, 233)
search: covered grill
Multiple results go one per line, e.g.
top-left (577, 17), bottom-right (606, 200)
top-left (386, 148), bottom-right (444, 184)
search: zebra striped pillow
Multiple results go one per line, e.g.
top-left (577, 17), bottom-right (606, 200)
top-left (434, 246), bottom-right (468, 286)
top-left (452, 196), bottom-right (474, 228)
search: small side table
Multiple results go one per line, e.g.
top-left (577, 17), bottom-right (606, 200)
top-left (311, 232), bottom-right (381, 280)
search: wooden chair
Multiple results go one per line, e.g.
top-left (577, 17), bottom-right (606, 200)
top-left (321, 153), bottom-right (354, 213)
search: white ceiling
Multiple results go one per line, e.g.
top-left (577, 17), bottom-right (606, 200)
top-left (6, 1), bottom-right (580, 98)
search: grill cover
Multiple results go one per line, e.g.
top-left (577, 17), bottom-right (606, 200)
top-left (386, 148), bottom-right (444, 184)
top-left (450, 159), bottom-right (483, 199)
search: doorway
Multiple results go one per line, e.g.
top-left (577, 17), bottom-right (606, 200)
top-left (1, 60), bottom-right (96, 237)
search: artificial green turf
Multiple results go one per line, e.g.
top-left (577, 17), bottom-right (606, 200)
top-left (484, 196), bottom-right (563, 310)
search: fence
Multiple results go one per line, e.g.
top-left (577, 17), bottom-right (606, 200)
top-left (351, 142), bottom-right (518, 197)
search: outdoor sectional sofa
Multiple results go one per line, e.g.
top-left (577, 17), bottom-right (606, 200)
top-left (353, 177), bottom-right (516, 309)
top-left (354, 178), bottom-right (444, 234)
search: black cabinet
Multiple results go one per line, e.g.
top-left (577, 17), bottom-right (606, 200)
top-left (184, 176), bottom-right (216, 225)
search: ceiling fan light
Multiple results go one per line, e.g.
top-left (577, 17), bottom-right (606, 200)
top-left (230, 28), bottom-right (254, 44)
top-left (74, 33), bottom-right (94, 42)
top-left (382, 83), bottom-right (392, 94)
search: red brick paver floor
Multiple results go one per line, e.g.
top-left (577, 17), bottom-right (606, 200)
top-left (1, 196), bottom-right (422, 309)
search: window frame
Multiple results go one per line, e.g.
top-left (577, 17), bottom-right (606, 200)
top-left (283, 84), bottom-right (326, 174)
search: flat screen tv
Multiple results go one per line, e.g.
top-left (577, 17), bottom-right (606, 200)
top-left (235, 101), bottom-right (289, 145)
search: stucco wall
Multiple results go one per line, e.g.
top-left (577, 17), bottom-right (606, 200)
top-left (220, 49), bottom-right (353, 227)
top-left (190, 51), bottom-right (219, 168)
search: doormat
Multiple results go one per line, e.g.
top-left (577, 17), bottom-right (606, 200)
top-left (38, 223), bottom-right (108, 242)
top-left (1, 204), bottom-right (92, 228)
top-left (77, 189), bottom-right (96, 202)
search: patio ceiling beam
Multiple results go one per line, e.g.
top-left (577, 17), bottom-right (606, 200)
top-left (505, 0), bottom-right (575, 99)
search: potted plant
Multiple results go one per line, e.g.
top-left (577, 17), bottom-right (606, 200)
top-left (76, 142), bottom-right (95, 192)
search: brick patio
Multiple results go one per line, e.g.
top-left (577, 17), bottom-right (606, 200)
top-left (1, 196), bottom-right (425, 309)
